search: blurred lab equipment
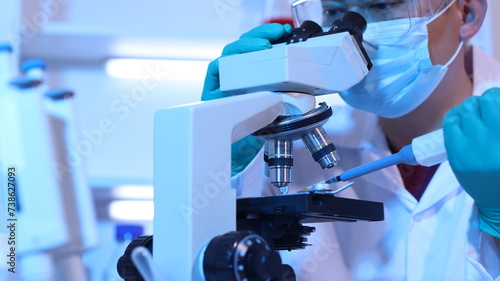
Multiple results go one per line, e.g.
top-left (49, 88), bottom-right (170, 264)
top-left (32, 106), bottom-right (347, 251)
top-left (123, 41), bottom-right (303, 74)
top-left (0, 55), bottom-right (98, 281)
top-left (1, 57), bottom-right (66, 281)
top-left (114, 12), bottom-right (385, 281)
top-left (106, 224), bottom-right (144, 281)
top-left (42, 80), bottom-right (99, 281)
top-left (262, 0), bottom-right (295, 26)
top-left (130, 246), bottom-right (165, 281)
top-left (0, 44), bottom-right (15, 82)
top-left (116, 233), bottom-right (154, 281)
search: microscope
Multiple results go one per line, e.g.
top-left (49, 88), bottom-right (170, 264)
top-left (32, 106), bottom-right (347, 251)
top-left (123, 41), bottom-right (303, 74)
top-left (117, 12), bottom-right (384, 281)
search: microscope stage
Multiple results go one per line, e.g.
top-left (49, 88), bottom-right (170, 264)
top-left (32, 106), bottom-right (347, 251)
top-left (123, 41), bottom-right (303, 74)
top-left (237, 192), bottom-right (384, 223)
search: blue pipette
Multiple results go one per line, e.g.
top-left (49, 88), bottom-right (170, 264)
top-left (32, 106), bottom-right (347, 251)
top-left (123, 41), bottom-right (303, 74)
top-left (325, 129), bottom-right (447, 184)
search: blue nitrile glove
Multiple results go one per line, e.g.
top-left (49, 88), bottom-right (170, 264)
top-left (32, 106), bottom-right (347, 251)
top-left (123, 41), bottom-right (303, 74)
top-left (202, 23), bottom-right (293, 176)
top-left (443, 88), bottom-right (500, 238)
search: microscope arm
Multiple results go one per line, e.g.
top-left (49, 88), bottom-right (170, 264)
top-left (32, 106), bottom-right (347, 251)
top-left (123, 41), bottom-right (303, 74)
top-left (154, 91), bottom-right (302, 280)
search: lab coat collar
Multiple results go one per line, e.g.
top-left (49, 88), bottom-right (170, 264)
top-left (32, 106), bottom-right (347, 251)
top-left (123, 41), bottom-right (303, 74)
top-left (412, 161), bottom-right (462, 216)
top-left (329, 108), bottom-right (421, 209)
top-left (352, 131), bottom-right (464, 214)
top-left (357, 124), bottom-right (420, 210)
top-left (341, 124), bottom-right (464, 214)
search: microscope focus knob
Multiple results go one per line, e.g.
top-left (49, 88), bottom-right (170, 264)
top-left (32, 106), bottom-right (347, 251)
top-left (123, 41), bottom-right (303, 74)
top-left (203, 231), bottom-right (296, 281)
top-left (116, 235), bottom-right (153, 281)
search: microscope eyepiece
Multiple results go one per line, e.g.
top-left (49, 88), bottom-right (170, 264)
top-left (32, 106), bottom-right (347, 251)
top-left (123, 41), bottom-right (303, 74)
top-left (287, 20), bottom-right (324, 44)
top-left (297, 20), bottom-right (324, 34)
top-left (329, 11), bottom-right (367, 33)
top-left (327, 11), bottom-right (367, 45)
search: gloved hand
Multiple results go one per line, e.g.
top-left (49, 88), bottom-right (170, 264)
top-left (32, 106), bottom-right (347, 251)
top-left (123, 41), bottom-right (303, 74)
top-left (202, 23), bottom-right (293, 176)
top-left (443, 88), bottom-right (500, 238)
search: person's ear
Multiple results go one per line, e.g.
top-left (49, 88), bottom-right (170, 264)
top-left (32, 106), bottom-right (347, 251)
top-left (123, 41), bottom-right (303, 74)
top-left (459, 0), bottom-right (487, 41)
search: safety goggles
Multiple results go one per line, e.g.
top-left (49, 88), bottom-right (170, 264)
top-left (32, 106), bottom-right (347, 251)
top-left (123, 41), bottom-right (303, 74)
top-left (291, 0), bottom-right (452, 34)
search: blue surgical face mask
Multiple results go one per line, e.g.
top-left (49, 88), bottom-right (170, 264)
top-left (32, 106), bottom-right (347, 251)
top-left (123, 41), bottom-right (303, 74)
top-left (339, 0), bottom-right (462, 118)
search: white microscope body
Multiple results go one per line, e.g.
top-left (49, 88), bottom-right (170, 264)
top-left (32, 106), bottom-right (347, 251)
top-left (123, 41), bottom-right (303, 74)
top-left (151, 13), bottom-right (373, 281)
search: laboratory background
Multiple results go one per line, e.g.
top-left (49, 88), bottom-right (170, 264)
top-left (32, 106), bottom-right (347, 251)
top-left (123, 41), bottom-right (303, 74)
top-left (0, 0), bottom-right (499, 281)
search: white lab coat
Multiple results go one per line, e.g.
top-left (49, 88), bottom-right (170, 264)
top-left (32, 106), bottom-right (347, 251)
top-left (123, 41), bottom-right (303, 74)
top-left (232, 46), bottom-right (500, 281)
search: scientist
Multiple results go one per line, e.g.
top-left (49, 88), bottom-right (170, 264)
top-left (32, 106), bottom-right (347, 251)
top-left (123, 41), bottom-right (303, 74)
top-left (202, 0), bottom-right (500, 279)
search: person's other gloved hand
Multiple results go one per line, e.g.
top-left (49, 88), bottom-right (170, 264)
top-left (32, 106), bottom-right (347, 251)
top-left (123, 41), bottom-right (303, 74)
top-left (202, 23), bottom-right (292, 176)
top-left (443, 88), bottom-right (500, 238)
